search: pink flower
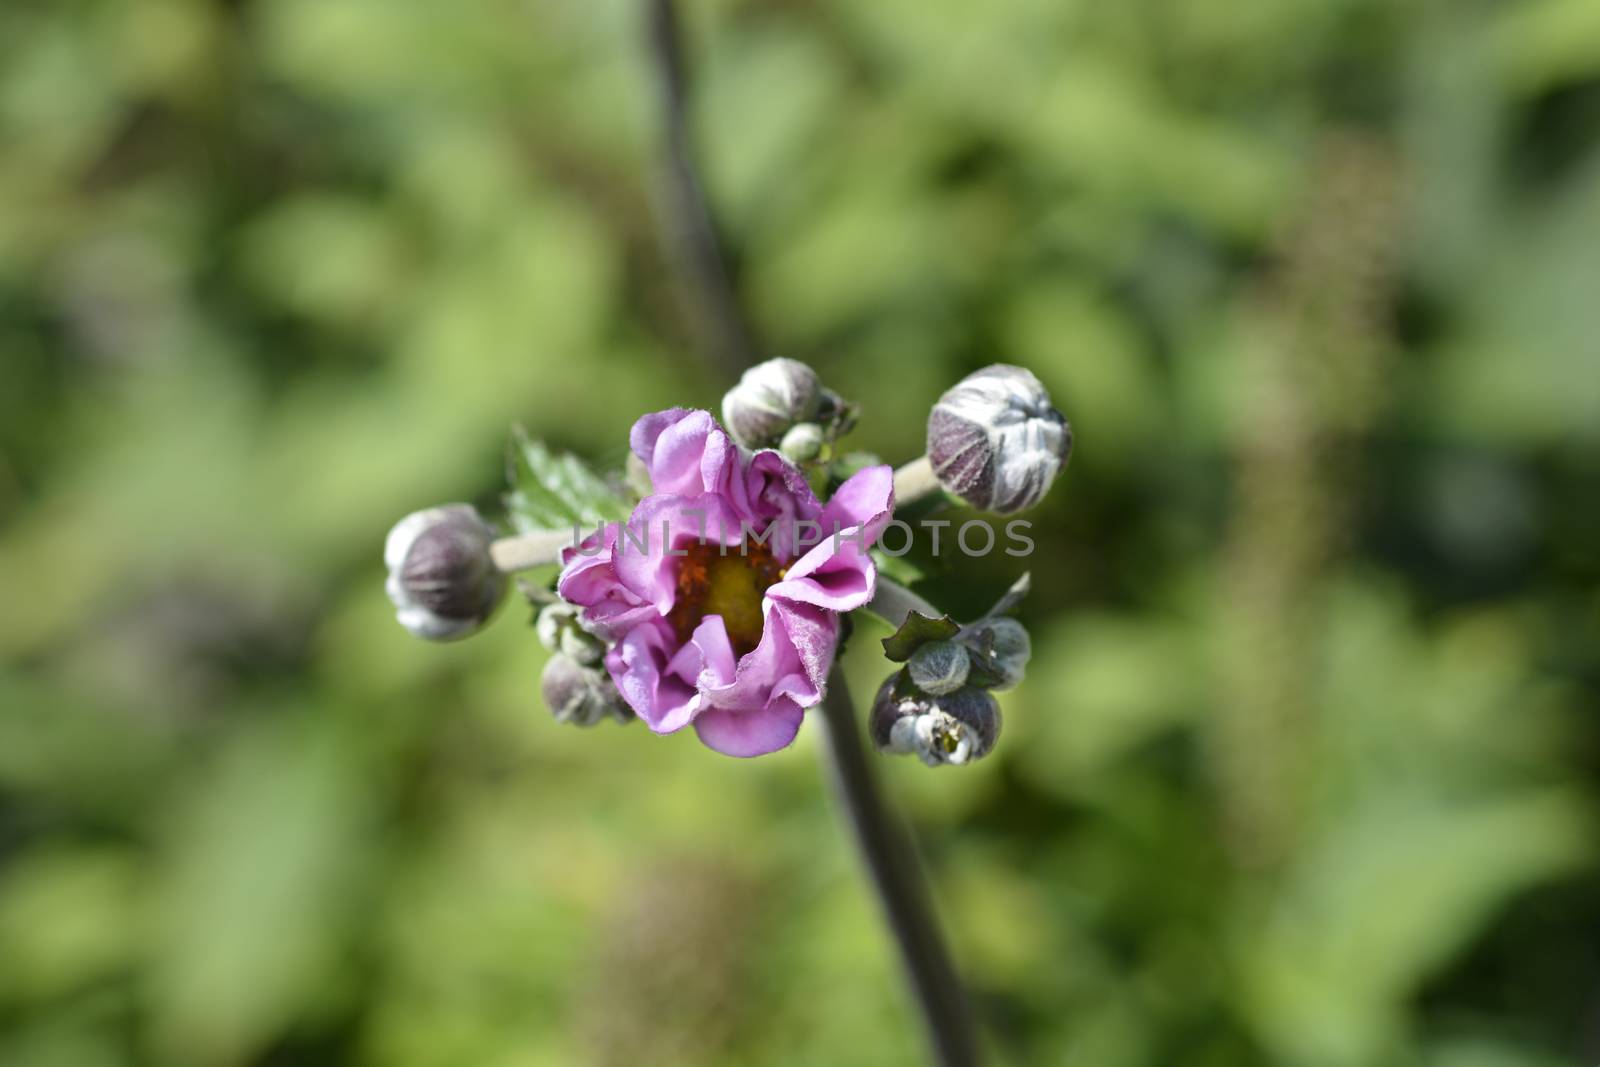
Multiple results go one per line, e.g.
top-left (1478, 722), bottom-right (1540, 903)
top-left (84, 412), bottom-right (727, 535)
top-left (557, 409), bottom-right (894, 757)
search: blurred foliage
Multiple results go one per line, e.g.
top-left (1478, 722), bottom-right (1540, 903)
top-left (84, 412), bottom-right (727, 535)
top-left (2, 0), bottom-right (1599, 1065)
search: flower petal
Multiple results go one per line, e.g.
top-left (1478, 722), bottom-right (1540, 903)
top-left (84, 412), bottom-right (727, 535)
top-left (611, 493), bottom-right (743, 612)
top-left (693, 697), bottom-right (806, 758)
top-left (630, 408), bottom-right (738, 497)
top-left (821, 464), bottom-right (895, 542)
top-left (765, 465), bottom-right (894, 613)
top-left (686, 614), bottom-right (739, 689)
top-left (701, 599), bottom-right (834, 712)
top-left (556, 524), bottom-right (655, 641)
top-left (606, 619), bottom-right (700, 733)
top-left (773, 599), bottom-right (838, 696)
top-left (739, 450), bottom-right (821, 558)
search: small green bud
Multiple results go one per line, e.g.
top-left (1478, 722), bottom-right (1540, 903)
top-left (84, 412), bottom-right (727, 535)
top-left (907, 639), bottom-right (970, 696)
top-left (779, 422), bottom-right (826, 464)
top-left (961, 617), bottom-right (1031, 691)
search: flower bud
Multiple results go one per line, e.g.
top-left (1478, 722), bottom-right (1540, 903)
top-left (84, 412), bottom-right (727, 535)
top-left (927, 364), bottom-right (1072, 514)
top-left (541, 653), bottom-right (634, 726)
top-left (869, 676), bottom-right (1001, 767)
top-left (385, 505), bottom-right (506, 641)
top-left (816, 387), bottom-right (859, 438)
top-left (536, 601), bottom-right (604, 665)
top-left (962, 616), bottom-right (1031, 691)
top-left (907, 639), bottom-right (970, 696)
top-left (721, 357), bottom-right (822, 449)
top-left (779, 422), bottom-right (825, 464)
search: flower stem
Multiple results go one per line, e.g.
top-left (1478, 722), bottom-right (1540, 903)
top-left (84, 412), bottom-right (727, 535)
top-left (489, 529), bottom-right (573, 573)
top-left (894, 455), bottom-right (943, 509)
top-left (868, 578), bottom-right (943, 628)
top-left (816, 666), bottom-right (982, 1067)
top-left (644, 0), bottom-right (759, 376)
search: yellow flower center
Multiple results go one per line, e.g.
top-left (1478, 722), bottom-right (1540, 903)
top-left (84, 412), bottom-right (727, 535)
top-left (668, 540), bottom-right (785, 657)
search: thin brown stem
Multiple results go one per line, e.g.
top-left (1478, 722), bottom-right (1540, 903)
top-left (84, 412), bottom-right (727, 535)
top-left (644, 0), bottom-right (759, 376)
top-left (816, 666), bottom-right (982, 1067)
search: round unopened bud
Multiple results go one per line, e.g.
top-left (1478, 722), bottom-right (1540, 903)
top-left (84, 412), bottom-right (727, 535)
top-left (962, 616), bottom-right (1031, 691)
top-left (927, 364), bottom-right (1072, 514)
top-left (385, 505), bottom-right (506, 641)
top-left (779, 422), bottom-right (826, 464)
top-left (869, 676), bottom-right (1002, 767)
top-left (722, 357), bottom-right (822, 449)
top-left (536, 602), bottom-right (604, 665)
top-left (535, 601), bottom-right (576, 650)
top-left (541, 654), bottom-right (634, 726)
top-left (907, 640), bottom-right (970, 696)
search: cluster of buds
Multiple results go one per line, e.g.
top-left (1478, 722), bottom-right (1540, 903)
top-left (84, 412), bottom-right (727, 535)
top-left (867, 577), bottom-right (1032, 767)
top-left (535, 603), bottom-right (633, 726)
top-left (381, 356), bottom-right (1069, 767)
top-left (721, 357), bottom-right (858, 464)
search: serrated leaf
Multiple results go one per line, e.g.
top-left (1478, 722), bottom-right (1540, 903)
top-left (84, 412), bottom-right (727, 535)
top-left (881, 611), bottom-right (961, 662)
top-left (504, 426), bottom-right (631, 534)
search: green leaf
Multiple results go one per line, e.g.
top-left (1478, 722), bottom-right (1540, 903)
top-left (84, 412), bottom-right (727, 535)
top-left (504, 425), bottom-right (631, 534)
top-left (881, 611), bottom-right (961, 662)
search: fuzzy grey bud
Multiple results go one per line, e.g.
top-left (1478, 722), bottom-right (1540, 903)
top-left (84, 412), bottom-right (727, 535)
top-left (927, 364), bottom-right (1072, 514)
top-left (907, 640), bottom-right (970, 696)
top-left (962, 617), bottom-right (1031, 691)
top-left (535, 601), bottom-right (576, 650)
top-left (779, 422), bottom-right (826, 464)
top-left (722, 357), bottom-right (822, 449)
top-left (540, 654), bottom-right (633, 726)
top-left (869, 676), bottom-right (1002, 767)
top-left (536, 601), bottom-right (604, 665)
top-left (385, 505), bottom-right (506, 641)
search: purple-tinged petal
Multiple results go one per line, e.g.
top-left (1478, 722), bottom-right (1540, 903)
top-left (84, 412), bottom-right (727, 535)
top-left (769, 527), bottom-right (877, 612)
top-left (610, 493), bottom-right (743, 611)
top-left (821, 464), bottom-right (895, 542)
top-left (769, 598), bottom-right (837, 696)
top-left (687, 615), bottom-right (739, 689)
top-left (739, 450), bottom-right (822, 559)
top-left (556, 523), bottom-right (657, 641)
top-left (629, 409), bottom-right (738, 497)
top-left (606, 619), bottom-right (700, 733)
top-left (694, 697), bottom-right (806, 757)
top-left (700, 599), bottom-right (834, 713)
top-left (765, 465), bottom-right (894, 612)
top-left (556, 524), bottom-right (624, 603)
top-left (579, 598), bottom-right (660, 642)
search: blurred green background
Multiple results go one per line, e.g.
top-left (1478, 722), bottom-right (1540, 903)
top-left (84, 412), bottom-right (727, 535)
top-left (3, 0), bottom-right (1599, 1065)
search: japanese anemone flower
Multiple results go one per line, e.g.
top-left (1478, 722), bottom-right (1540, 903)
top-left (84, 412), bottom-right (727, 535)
top-left (557, 408), bottom-right (893, 757)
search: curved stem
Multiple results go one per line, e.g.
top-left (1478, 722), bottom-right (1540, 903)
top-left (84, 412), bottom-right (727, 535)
top-left (489, 529), bottom-right (573, 573)
top-left (644, 0), bottom-right (759, 376)
top-left (894, 455), bottom-right (943, 509)
top-left (816, 666), bottom-right (982, 1067)
top-left (868, 577), bottom-right (943, 628)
